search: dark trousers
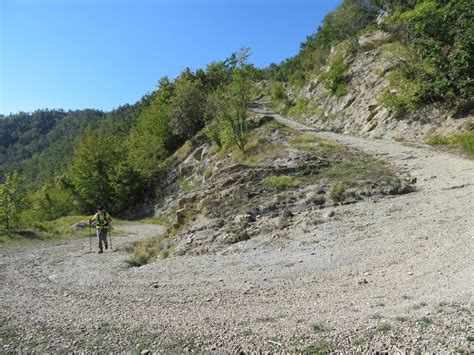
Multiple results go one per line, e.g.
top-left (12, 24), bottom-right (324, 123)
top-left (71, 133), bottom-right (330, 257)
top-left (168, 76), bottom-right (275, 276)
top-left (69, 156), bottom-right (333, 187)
top-left (96, 228), bottom-right (108, 251)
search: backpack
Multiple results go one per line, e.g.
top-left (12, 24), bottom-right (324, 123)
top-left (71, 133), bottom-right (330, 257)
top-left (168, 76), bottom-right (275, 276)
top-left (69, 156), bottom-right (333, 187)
top-left (97, 212), bottom-right (109, 227)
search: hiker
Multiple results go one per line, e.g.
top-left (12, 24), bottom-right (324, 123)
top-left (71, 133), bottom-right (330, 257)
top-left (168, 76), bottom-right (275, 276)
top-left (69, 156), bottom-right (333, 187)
top-left (89, 206), bottom-right (112, 254)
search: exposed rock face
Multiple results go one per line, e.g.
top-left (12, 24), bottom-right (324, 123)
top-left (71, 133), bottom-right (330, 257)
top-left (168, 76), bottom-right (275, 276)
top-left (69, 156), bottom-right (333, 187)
top-left (152, 119), bottom-right (412, 256)
top-left (286, 31), bottom-right (472, 141)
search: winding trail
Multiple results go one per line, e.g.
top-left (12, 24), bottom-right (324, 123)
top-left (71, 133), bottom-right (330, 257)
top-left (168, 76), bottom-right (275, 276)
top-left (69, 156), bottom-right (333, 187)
top-left (1, 109), bottom-right (473, 352)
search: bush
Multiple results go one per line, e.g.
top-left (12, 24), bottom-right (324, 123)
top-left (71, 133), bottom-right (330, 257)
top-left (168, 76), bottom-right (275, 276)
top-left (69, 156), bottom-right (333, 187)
top-left (125, 239), bottom-right (161, 267)
top-left (378, 42), bottom-right (441, 114)
top-left (321, 53), bottom-right (349, 97)
top-left (270, 83), bottom-right (287, 102)
top-left (383, 1), bottom-right (474, 102)
top-left (378, 87), bottom-right (419, 116)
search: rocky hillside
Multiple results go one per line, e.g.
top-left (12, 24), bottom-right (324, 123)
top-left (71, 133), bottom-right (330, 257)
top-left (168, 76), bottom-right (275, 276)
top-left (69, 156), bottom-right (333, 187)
top-left (269, 30), bottom-right (473, 142)
top-left (125, 110), bottom-right (413, 264)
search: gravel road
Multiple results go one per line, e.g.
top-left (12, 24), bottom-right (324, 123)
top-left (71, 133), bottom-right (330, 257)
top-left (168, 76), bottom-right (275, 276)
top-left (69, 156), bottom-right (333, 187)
top-left (1, 110), bottom-right (473, 352)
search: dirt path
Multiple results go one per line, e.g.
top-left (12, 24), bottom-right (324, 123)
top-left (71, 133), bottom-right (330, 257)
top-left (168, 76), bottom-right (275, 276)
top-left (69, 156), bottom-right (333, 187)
top-left (1, 110), bottom-right (473, 353)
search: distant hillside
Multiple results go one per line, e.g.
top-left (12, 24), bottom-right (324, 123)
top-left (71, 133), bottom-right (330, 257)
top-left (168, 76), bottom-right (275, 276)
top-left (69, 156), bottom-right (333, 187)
top-left (0, 109), bottom-right (104, 183)
top-left (0, 103), bottom-right (143, 185)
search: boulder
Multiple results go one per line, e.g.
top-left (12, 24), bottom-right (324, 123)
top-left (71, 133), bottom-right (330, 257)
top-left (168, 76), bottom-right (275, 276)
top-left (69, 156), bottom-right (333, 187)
top-left (233, 212), bottom-right (257, 224)
top-left (322, 210), bottom-right (335, 219)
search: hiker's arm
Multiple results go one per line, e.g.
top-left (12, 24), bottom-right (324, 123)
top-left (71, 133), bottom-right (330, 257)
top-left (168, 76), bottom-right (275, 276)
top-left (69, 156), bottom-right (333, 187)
top-left (89, 213), bottom-right (97, 225)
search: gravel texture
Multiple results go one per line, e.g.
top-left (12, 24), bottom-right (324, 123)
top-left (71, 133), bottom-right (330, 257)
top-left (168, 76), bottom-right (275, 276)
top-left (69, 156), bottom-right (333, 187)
top-left (1, 111), bottom-right (473, 353)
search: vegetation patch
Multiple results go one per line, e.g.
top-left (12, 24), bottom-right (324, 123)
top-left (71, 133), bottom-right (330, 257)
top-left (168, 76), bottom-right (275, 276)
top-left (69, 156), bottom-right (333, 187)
top-left (302, 341), bottom-right (334, 354)
top-left (417, 316), bottom-right (433, 327)
top-left (330, 181), bottom-right (345, 202)
top-left (323, 157), bottom-right (400, 195)
top-left (263, 176), bottom-right (302, 190)
top-left (311, 322), bottom-right (331, 333)
top-left (321, 53), bottom-right (349, 98)
top-left (377, 323), bottom-right (392, 332)
top-left (125, 234), bottom-right (172, 267)
top-left (427, 132), bottom-right (474, 156)
top-left (353, 336), bottom-right (366, 346)
top-left (290, 134), bottom-right (342, 150)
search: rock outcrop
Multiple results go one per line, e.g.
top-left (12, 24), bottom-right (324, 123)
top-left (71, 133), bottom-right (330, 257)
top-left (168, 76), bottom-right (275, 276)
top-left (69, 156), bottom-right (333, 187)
top-left (281, 31), bottom-right (472, 141)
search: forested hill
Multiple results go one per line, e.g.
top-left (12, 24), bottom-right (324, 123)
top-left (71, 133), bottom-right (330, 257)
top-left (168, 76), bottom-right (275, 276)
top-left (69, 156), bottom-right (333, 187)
top-left (0, 109), bottom-right (103, 183)
top-left (0, 103), bottom-right (143, 185)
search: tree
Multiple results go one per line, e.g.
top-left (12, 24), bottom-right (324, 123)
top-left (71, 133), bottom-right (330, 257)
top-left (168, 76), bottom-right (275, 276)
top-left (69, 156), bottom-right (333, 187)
top-left (315, 0), bottom-right (374, 50)
top-left (170, 74), bottom-right (207, 141)
top-left (0, 172), bottom-right (27, 231)
top-left (126, 79), bottom-right (178, 182)
top-left (66, 126), bottom-right (114, 212)
top-left (209, 48), bottom-right (253, 152)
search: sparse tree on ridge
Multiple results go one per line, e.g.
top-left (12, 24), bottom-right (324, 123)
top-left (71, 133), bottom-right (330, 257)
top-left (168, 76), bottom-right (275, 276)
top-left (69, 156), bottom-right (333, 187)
top-left (209, 47), bottom-right (254, 153)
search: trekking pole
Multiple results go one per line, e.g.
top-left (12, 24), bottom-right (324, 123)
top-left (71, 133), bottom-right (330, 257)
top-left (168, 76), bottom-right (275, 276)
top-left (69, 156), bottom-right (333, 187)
top-left (89, 223), bottom-right (92, 252)
top-left (109, 225), bottom-right (113, 250)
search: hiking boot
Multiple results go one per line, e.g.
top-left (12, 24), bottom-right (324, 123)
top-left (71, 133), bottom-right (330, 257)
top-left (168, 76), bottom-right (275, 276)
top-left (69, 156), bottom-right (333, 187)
top-left (98, 250), bottom-right (103, 254)
top-left (105, 244), bottom-right (108, 250)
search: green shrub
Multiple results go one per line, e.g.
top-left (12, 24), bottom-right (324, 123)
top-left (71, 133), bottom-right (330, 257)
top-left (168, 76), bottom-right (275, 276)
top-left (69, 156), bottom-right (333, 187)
top-left (263, 176), bottom-right (302, 190)
top-left (204, 122), bottom-right (223, 148)
top-left (426, 135), bottom-right (451, 146)
top-left (378, 85), bottom-right (419, 116)
top-left (457, 133), bottom-right (474, 155)
top-left (288, 98), bottom-right (309, 116)
top-left (125, 238), bottom-right (169, 267)
top-left (330, 181), bottom-right (344, 201)
top-left (321, 53), bottom-right (349, 97)
top-left (160, 249), bottom-right (170, 259)
top-left (126, 243), bottom-right (157, 267)
top-left (382, 1), bottom-right (474, 103)
top-left (270, 83), bottom-right (287, 102)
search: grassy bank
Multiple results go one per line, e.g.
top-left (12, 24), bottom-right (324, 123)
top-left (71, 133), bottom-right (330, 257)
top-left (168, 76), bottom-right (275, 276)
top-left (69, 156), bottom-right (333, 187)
top-left (427, 132), bottom-right (474, 156)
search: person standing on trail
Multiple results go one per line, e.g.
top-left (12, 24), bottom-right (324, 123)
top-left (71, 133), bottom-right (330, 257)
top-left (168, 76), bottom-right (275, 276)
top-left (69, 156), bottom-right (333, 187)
top-left (89, 206), bottom-right (112, 254)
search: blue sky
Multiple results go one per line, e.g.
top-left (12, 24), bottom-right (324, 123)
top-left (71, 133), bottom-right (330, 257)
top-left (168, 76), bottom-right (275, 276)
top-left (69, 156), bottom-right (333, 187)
top-left (1, 0), bottom-right (339, 114)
